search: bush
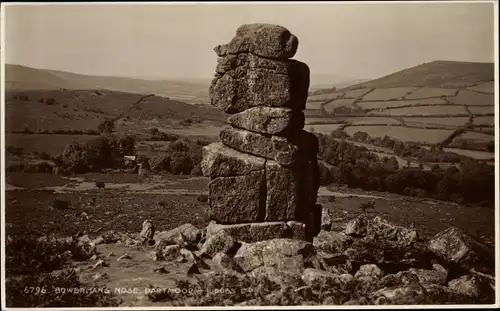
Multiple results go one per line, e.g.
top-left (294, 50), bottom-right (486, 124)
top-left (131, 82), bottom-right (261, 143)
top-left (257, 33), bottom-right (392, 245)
top-left (7, 146), bottom-right (24, 155)
top-left (52, 199), bottom-right (71, 210)
top-left (97, 119), bottom-right (114, 134)
top-left (5, 233), bottom-right (95, 275)
top-left (58, 135), bottom-right (133, 173)
top-left (45, 98), bottom-right (57, 105)
top-left (196, 194), bottom-right (209, 203)
top-left (23, 162), bottom-right (54, 173)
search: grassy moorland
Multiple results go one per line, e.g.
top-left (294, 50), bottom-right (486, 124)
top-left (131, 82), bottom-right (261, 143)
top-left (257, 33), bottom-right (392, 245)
top-left (3, 60), bottom-right (496, 307)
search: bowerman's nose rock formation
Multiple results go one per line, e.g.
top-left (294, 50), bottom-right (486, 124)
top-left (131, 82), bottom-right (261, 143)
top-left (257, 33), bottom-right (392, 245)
top-left (202, 23), bottom-right (321, 243)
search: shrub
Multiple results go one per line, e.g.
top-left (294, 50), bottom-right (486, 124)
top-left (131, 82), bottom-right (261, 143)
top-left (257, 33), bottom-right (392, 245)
top-left (38, 152), bottom-right (52, 161)
top-left (5, 233), bottom-right (96, 275)
top-left (52, 199), bottom-right (71, 210)
top-left (149, 127), bottom-right (160, 135)
top-left (24, 162), bottom-right (54, 173)
top-left (58, 135), bottom-right (127, 173)
top-left (45, 98), bottom-right (57, 105)
top-left (7, 146), bottom-right (24, 155)
top-left (97, 119), bottom-right (114, 134)
top-left (196, 194), bottom-right (209, 203)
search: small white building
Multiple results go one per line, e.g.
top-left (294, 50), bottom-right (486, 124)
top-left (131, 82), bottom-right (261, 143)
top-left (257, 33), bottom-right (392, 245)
top-left (123, 155), bottom-right (137, 166)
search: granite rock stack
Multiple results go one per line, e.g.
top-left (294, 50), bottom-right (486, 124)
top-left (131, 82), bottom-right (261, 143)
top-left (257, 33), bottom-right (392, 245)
top-left (202, 23), bottom-right (322, 243)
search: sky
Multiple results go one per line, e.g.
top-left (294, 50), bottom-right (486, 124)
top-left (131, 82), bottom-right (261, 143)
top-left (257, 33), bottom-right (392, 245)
top-left (2, 2), bottom-right (496, 82)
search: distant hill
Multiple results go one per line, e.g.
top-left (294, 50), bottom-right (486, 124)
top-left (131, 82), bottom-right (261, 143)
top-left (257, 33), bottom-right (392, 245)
top-left (309, 74), bottom-right (369, 92)
top-left (4, 89), bottom-right (227, 133)
top-left (5, 64), bottom-right (211, 104)
top-left (342, 60), bottom-right (494, 91)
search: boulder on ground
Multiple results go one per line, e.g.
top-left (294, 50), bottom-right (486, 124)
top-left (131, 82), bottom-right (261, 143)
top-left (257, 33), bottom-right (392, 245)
top-left (200, 230), bottom-right (238, 258)
top-left (233, 238), bottom-right (315, 274)
top-left (155, 223), bottom-right (202, 246)
top-left (427, 227), bottom-right (494, 274)
top-left (313, 230), bottom-right (353, 254)
top-left (205, 221), bottom-right (307, 243)
top-left (345, 215), bottom-right (418, 247)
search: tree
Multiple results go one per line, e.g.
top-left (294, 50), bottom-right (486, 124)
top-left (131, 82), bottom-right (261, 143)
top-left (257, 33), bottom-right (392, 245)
top-left (98, 119), bottom-right (114, 134)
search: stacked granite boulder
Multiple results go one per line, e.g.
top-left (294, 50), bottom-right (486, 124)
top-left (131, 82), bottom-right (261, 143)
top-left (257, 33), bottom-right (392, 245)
top-left (201, 24), bottom-right (322, 243)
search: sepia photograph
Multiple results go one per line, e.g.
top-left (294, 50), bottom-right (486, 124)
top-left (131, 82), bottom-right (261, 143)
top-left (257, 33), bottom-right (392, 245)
top-left (1, 1), bottom-right (498, 308)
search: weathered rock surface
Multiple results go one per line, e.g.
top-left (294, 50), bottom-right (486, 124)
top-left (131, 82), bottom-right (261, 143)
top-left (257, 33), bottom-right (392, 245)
top-left (200, 230), bottom-right (237, 258)
top-left (321, 208), bottom-right (333, 231)
top-left (313, 230), bottom-right (353, 254)
top-left (215, 52), bottom-right (293, 75)
top-left (155, 244), bottom-right (181, 261)
top-left (227, 106), bottom-right (305, 135)
top-left (249, 266), bottom-right (305, 288)
top-left (409, 267), bottom-right (447, 286)
top-left (208, 170), bottom-right (265, 223)
top-left (155, 223), bottom-right (202, 246)
top-left (448, 274), bottom-right (493, 298)
top-left (139, 220), bottom-right (155, 244)
top-left (206, 221), bottom-right (307, 243)
top-left (201, 142), bottom-right (266, 178)
top-left (210, 63), bottom-right (309, 114)
top-left (302, 268), bottom-right (353, 287)
top-left (233, 238), bottom-right (315, 274)
top-left (265, 160), bottom-right (299, 221)
top-left (212, 252), bottom-right (245, 273)
top-left (355, 264), bottom-right (384, 283)
top-left (427, 227), bottom-right (494, 274)
top-left (345, 215), bottom-right (418, 247)
top-left (214, 23), bottom-right (299, 60)
top-left (219, 126), bottom-right (300, 166)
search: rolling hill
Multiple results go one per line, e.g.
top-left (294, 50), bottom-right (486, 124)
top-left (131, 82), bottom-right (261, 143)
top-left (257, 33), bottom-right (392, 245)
top-left (343, 60), bottom-right (494, 90)
top-left (6, 64), bottom-right (365, 104)
top-left (5, 64), bottom-right (212, 104)
top-left (304, 60), bottom-right (495, 161)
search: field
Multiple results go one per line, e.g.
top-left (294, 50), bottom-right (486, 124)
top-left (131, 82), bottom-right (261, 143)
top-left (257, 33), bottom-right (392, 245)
top-left (466, 81), bottom-right (495, 94)
top-left (457, 131), bottom-right (495, 143)
top-left (358, 98), bottom-right (448, 110)
top-left (451, 90), bottom-right (494, 106)
top-left (402, 117), bottom-right (470, 127)
top-left (442, 148), bottom-right (495, 161)
top-left (4, 89), bottom-right (227, 133)
top-left (371, 105), bottom-right (467, 116)
top-left (405, 87), bottom-right (458, 99)
top-left (306, 101), bottom-right (325, 110)
top-left (307, 92), bottom-right (342, 102)
top-left (342, 88), bottom-right (373, 99)
top-left (468, 105), bottom-right (495, 116)
top-left (343, 117), bottom-right (401, 125)
top-left (361, 87), bottom-right (417, 101)
top-left (473, 116), bottom-right (495, 126)
top-left (323, 99), bottom-right (357, 113)
top-left (344, 125), bottom-right (454, 145)
top-left (304, 123), bottom-right (344, 134)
